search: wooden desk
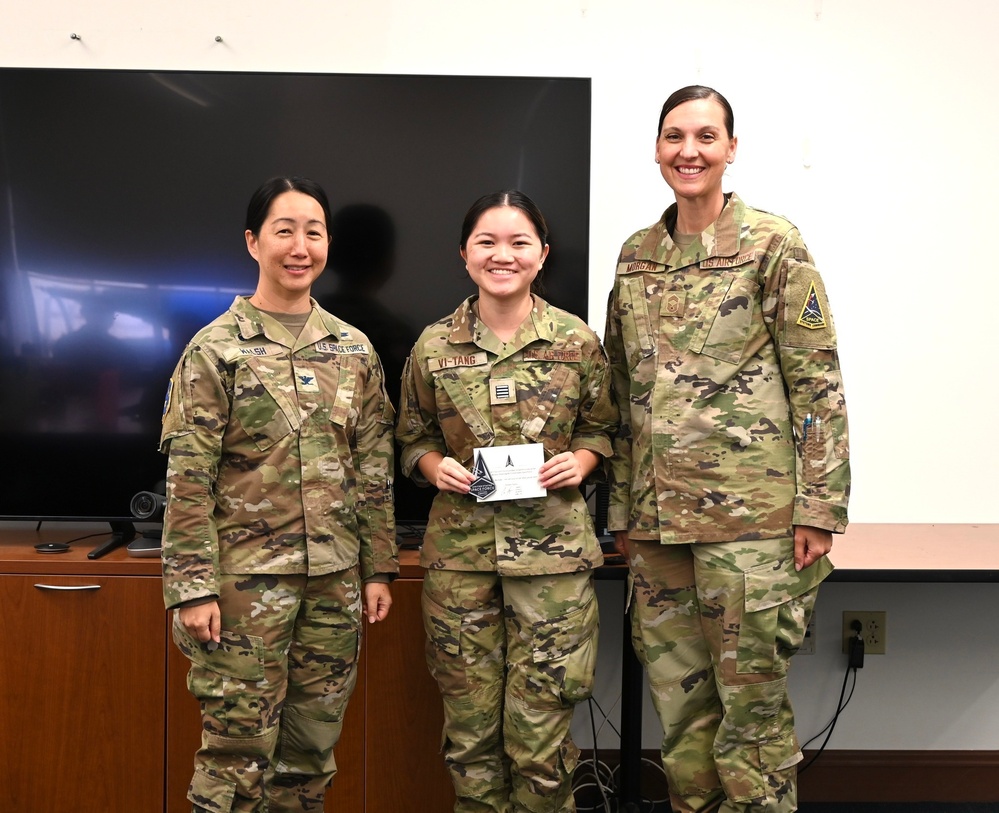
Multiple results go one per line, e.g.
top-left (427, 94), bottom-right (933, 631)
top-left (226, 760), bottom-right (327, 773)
top-left (0, 527), bottom-right (167, 813)
top-left (828, 523), bottom-right (999, 582)
top-left (5, 522), bottom-right (995, 811)
top-left (0, 527), bottom-right (369, 813)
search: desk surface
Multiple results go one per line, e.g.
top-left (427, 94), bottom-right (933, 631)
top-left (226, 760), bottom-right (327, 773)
top-left (0, 526), bottom-right (159, 575)
top-left (827, 523), bottom-right (999, 582)
top-left (403, 524), bottom-right (999, 583)
top-left (2, 523), bottom-right (997, 582)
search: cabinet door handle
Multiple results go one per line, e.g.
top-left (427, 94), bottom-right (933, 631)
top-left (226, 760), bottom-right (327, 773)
top-left (33, 584), bottom-right (102, 591)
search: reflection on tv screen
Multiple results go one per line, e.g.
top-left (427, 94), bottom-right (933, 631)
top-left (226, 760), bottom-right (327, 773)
top-left (0, 68), bottom-right (591, 523)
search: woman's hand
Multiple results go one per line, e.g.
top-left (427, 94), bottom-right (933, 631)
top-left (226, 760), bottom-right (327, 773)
top-left (419, 452), bottom-right (474, 494)
top-left (364, 582), bottom-right (393, 624)
top-left (793, 525), bottom-right (833, 571)
top-left (178, 601), bottom-right (221, 644)
top-left (539, 449), bottom-right (599, 490)
top-left (612, 530), bottom-right (630, 559)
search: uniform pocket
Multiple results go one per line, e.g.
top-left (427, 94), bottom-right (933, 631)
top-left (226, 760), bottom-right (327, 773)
top-left (232, 358), bottom-right (296, 451)
top-left (532, 593), bottom-right (599, 706)
top-left (694, 276), bottom-right (759, 364)
top-left (435, 371), bottom-right (494, 464)
top-left (421, 591), bottom-right (466, 698)
top-left (737, 555), bottom-right (831, 674)
top-left (188, 766), bottom-right (236, 812)
top-left (520, 363), bottom-right (581, 456)
top-left (421, 592), bottom-right (462, 657)
top-left (173, 618), bottom-right (266, 681)
top-left (328, 355), bottom-right (360, 429)
top-left (174, 618), bottom-right (268, 736)
top-left (618, 277), bottom-right (656, 371)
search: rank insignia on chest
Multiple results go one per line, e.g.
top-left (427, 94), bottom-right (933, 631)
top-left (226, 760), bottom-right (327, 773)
top-left (661, 290), bottom-right (686, 318)
top-left (294, 366), bottom-right (321, 393)
top-left (796, 281), bottom-right (828, 330)
top-left (489, 378), bottom-right (517, 405)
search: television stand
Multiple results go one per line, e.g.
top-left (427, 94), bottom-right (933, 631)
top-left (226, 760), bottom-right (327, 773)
top-left (87, 520), bottom-right (136, 560)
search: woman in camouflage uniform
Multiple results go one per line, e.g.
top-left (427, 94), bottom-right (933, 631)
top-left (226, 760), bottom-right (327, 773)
top-left (605, 86), bottom-right (851, 812)
top-left (160, 177), bottom-right (398, 813)
top-left (396, 190), bottom-right (618, 813)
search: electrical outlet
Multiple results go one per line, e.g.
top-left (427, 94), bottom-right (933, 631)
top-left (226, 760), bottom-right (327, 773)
top-left (842, 610), bottom-right (886, 655)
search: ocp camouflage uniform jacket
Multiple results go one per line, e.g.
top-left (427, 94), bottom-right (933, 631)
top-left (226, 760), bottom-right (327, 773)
top-left (160, 296), bottom-right (398, 610)
top-left (604, 193), bottom-right (850, 545)
top-left (396, 295), bottom-right (618, 576)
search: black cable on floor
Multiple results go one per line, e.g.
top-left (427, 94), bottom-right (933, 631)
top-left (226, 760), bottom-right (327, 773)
top-left (798, 650), bottom-right (858, 774)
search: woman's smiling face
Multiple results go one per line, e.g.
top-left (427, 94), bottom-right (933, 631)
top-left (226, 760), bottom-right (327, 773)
top-left (245, 190), bottom-right (329, 304)
top-left (461, 205), bottom-right (549, 304)
top-left (655, 97), bottom-right (737, 205)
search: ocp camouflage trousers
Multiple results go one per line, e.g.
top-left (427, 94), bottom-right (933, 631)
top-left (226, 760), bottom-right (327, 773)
top-left (172, 568), bottom-right (362, 813)
top-left (627, 538), bottom-right (831, 813)
top-left (422, 569), bottom-right (599, 813)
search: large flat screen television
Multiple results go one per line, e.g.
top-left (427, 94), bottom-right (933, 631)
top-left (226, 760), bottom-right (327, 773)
top-left (0, 68), bottom-right (591, 528)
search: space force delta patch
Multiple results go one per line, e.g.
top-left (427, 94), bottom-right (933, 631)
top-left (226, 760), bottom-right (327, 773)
top-left (468, 452), bottom-right (497, 500)
top-left (796, 281), bottom-right (828, 330)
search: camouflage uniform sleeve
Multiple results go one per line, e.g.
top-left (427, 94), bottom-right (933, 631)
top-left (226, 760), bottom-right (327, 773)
top-left (353, 348), bottom-right (399, 580)
top-left (395, 342), bottom-right (447, 487)
top-left (762, 229), bottom-right (851, 532)
top-left (603, 276), bottom-right (634, 533)
top-left (159, 345), bottom-right (228, 610)
top-left (567, 327), bottom-right (618, 470)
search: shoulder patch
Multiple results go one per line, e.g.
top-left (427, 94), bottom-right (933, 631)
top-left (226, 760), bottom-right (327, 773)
top-left (522, 348), bottom-right (582, 363)
top-left (795, 281), bottom-right (828, 330)
top-left (162, 379), bottom-right (173, 416)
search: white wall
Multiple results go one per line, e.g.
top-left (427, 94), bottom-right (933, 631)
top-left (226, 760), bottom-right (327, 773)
top-left (4, 0), bottom-right (998, 751)
top-left (578, 579), bottom-right (999, 751)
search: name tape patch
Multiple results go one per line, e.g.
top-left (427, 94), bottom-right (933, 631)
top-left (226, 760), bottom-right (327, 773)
top-left (700, 251), bottom-right (758, 269)
top-left (625, 260), bottom-right (661, 272)
top-left (315, 341), bottom-right (369, 354)
top-left (428, 352), bottom-right (488, 371)
top-left (522, 348), bottom-right (582, 363)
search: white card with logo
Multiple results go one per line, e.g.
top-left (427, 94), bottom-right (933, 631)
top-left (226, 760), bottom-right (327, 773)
top-left (469, 443), bottom-right (547, 502)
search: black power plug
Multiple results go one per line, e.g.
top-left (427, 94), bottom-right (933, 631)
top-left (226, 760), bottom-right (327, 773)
top-left (848, 619), bottom-right (865, 668)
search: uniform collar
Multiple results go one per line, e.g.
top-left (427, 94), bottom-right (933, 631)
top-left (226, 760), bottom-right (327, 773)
top-left (230, 295), bottom-right (343, 346)
top-left (635, 192), bottom-right (746, 270)
top-left (447, 294), bottom-right (557, 351)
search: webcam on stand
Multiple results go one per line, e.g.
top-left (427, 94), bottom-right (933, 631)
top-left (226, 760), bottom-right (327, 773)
top-left (127, 488), bottom-right (165, 558)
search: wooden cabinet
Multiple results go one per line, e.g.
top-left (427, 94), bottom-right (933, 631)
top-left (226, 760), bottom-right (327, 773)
top-left (363, 578), bottom-right (454, 811)
top-left (1, 530), bottom-right (452, 813)
top-left (0, 552), bottom-right (166, 812)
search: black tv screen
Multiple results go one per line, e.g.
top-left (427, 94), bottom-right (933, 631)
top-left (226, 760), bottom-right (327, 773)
top-left (0, 68), bottom-right (590, 525)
